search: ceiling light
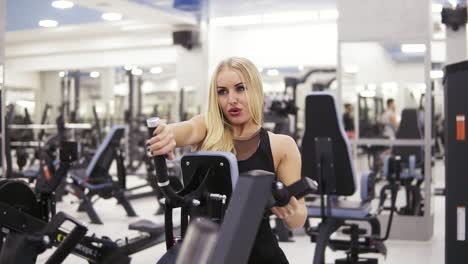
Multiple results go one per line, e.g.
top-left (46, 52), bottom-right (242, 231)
top-left (401, 44), bottom-right (426, 53)
top-left (52, 1), bottom-right (74, 9)
top-left (211, 15), bottom-right (262, 27)
top-left (90, 71), bottom-right (100, 78)
top-left (267, 69), bottom-right (279, 76)
top-left (102, 12), bottom-right (123, 21)
top-left (58, 71), bottom-right (66, 77)
top-left (124, 64), bottom-right (133, 71)
top-left (38, 20), bottom-right (58, 28)
top-left (319, 10), bottom-right (339, 20)
top-left (150, 67), bottom-right (163, 74)
top-left (298, 65), bottom-right (305, 71)
top-left (131, 68), bottom-right (143, 75)
top-left (263, 12), bottom-right (318, 24)
top-left (344, 65), bottom-right (359, 74)
top-left (430, 70), bottom-right (444, 79)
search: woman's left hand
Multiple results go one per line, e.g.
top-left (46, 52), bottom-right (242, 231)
top-left (271, 196), bottom-right (302, 220)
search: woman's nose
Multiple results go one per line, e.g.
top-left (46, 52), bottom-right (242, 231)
top-left (228, 93), bottom-right (238, 104)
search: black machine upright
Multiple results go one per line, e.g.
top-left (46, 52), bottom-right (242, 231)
top-left (444, 60), bottom-right (468, 263)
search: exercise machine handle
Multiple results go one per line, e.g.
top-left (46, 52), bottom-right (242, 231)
top-left (146, 117), bottom-right (184, 206)
top-left (263, 177), bottom-right (317, 217)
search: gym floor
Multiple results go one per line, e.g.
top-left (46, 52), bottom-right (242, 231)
top-left (37, 159), bottom-right (446, 264)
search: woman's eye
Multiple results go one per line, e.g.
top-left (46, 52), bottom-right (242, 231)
top-left (236, 86), bottom-right (245, 92)
top-left (217, 89), bottom-right (227, 95)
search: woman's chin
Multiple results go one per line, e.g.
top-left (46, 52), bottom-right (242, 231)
top-left (226, 117), bottom-right (249, 126)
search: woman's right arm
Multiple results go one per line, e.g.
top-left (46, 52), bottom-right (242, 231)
top-left (169, 114), bottom-right (207, 147)
top-left (147, 114), bottom-right (206, 157)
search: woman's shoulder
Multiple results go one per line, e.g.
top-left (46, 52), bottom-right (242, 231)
top-left (267, 131), bottom-right (298, 155)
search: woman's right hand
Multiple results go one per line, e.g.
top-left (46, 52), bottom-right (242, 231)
top-left (146, 122), bottom-right (176, 160)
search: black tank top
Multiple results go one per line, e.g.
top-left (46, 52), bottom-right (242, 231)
top-left (236, 128), bottom-right (289, 264)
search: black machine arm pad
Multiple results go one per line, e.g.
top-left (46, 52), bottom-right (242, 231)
top-left (271, 177), bottom-right (318, 207)
top-left (46, 212), bottom-right (88, 264)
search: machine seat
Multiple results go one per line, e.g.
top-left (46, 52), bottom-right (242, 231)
top-left (307, 199), bottom-right (372, 219)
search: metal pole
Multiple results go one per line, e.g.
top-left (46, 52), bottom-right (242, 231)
top-left (73, 70), bottom-right (80, 122)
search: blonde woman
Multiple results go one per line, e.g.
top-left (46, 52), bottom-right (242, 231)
top-left (147, 57), bottom-right (306, 263)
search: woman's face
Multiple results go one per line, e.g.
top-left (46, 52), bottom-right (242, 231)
top-left (216, 68), bottom-right (252, 125)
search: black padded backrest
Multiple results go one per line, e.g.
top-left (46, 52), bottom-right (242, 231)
top-left (301, 93), bottom-right (356, 196)
top-left (86, 125), bottom-right (126, 179)
top-left (393, 108), bottom-right (423, 164)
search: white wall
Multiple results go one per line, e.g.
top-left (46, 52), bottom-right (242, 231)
top-left (342, 42), bottom-right (425, 84)
top-left (4, 70), bottom-right (39, 89)
top-left (208, 22), bottom-right (338, 71)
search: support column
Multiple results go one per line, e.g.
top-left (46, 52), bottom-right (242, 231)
top-left (175, 46), bottom-right (208, 120)
top-left (446, 25), bottom-right (467, 64)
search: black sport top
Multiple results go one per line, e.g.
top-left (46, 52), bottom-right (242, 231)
top-left (235, 128), bottom-right (289, 264)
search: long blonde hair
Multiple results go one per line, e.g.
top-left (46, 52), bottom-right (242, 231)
top-left (198, 57), bottom-right (264, 153)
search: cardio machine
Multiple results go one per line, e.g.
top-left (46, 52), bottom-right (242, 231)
top-left (145, 117), bottom-right (317, 264)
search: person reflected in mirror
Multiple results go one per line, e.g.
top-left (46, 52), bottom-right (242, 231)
top-left (343, 103), bottom-right (355, 139)
top-left (380, 98), bottom-right (399, 139)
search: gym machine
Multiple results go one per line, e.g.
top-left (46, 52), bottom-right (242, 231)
top-left (145, 117), bottom-right (317, 264)
top-left (444, 60), bottom-right (468, 263)
top-left (302, 93), bottom-right (397, 264)
top-left (0, 141), bottom-right (167, 263)
top-left (263, 68), bottom-right (336, 242)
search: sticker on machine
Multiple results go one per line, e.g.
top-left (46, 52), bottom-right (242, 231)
top-left (457, 206), bottom-right (466, 241)
top-left (456, 115), bottom-right (465, 141)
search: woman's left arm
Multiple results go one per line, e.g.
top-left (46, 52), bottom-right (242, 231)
top-left (271, 135), bottom-right (308, 228)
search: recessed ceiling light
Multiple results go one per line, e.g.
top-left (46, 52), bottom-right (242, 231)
top-left (52, 1), bottom-right (74, 9)
top-left (430, 70), bottom-right (444, 79)
top-left (150, 67), bottom-right (163, 74)
top-left (102, 12), bottom-right (123, 21)
top-left (90, 71), bottom-right (100, 78)
top-left (38, 20), bottom-right (58, 28)
top-left (124, 64), bottom-right (133, 71)
top-left (58, 71), bottom-right (66, 77)
top-left (344, 65), bottom-right (359, 74)
top-left (267, 69), bottom-right (279, 76)
top-left (401, 44), bottom-right (426, 53)
top-left (131, 68), bottom-right (143, 75)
